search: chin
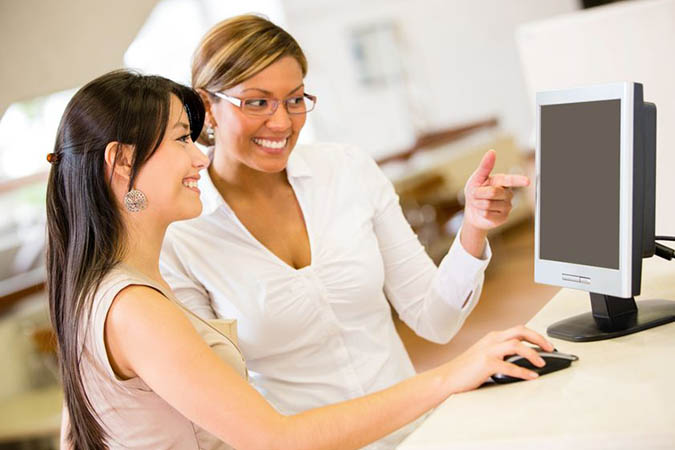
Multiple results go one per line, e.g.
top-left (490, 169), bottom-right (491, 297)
top-left (251, 154), bottom-right (291, 173)
top-left (176, 202), bottom-right (203, 222)
top-left (256, 162), bottom-right (288, 174)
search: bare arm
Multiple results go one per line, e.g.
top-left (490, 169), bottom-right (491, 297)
top-left (106, 285), bottom-right (552, 450)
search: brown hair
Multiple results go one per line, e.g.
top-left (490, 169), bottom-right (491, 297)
top-left (46, 70), bottom-right (203, 449)
top-left (191, 14), bottom-right (307, 144)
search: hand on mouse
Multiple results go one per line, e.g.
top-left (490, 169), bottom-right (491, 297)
top-left (437, 325), bottom-right (554, 394)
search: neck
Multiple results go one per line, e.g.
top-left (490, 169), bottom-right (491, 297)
top-left (120, 212), bottom-right (168, 284)
top-left (209, 145), bottom-right (288, 198)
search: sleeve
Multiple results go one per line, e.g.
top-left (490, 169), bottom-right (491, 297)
top-left (349, 146), bottom-right (492, 344)
top-left (160, 230), bottom-right (217, 320)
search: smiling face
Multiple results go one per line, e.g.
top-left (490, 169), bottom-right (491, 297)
top-left (207, 56), bottom-right (307, 175)
top-left (133, 94), bottom-right (210, 223)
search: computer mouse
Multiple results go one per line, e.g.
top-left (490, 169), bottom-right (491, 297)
top-left (491, 348), bottom-right (579, 384)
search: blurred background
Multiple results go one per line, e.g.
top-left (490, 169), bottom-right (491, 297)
top-left (1, 0), bottom-right (674, 447)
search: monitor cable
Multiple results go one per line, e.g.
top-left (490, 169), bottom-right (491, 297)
top-left (655, 236), bottom-right (675, 261)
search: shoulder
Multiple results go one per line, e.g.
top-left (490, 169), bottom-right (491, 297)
top-left (92, 266), bottom-right (187, 324)
top-left (105, 283), bottom-right (209, 380)
top-left (292, 142), bottom-right (377, 175)
top-left (162, 208), bottom-right (227, 257)
top-left (93, 268), bottom-right (177, 326)
top-left (293, 141), bottom-right (370, 161)
top-left (105, 283), bottom-right (199, 360)
top-left (86, 268), bottom-right (191, 380)
top-left (90, 266), bottom-right (143, 317)
top-left (107, 284), bottom-right (187, 333)
top-left (161, 212), bottom-right (236, 277)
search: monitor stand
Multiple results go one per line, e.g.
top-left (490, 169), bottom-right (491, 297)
top-left (547, 293), bottom-right (675, 342)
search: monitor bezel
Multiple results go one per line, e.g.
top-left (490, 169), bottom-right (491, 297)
top-left (534, 82), bottom-right (635, 298)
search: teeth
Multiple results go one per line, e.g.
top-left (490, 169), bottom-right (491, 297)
top-left (182, 180), bottom-right (198, 188)
top-left (253, 138), bottom-right (287, 149)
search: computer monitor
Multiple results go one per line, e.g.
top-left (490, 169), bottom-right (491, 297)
top-left (534, 81), bottom-right (675, 342)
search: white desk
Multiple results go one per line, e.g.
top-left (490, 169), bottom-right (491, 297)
top-left (398, 257), bottom-right (675, 449)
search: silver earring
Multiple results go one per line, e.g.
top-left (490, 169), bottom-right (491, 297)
top-left (206, 125), bottom-right (215, 142)
top-left (124, 188), bottom-right (147, 212)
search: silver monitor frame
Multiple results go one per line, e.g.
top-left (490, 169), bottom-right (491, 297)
top-left (534, 82), bottom-right (635, 298)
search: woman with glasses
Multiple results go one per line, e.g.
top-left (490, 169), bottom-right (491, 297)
top-left (159, 14), bottom-right (536, 449)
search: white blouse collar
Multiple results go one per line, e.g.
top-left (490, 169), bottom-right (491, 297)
top-left (198, 145), bottom-right (313, 216)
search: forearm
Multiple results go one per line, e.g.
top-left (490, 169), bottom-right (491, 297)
top-left (387, 225), bottom-right (489, 343)
top-left (403, 273), bottom-right (484, 344)
top-left (112, 285), bottom-right (549, 450)
top-left (459, 222), bottom-right (488, 259)
top-left (278, 366), bottom-right (449, 450)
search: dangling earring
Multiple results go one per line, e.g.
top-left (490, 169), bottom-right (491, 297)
top-left (206, 125), bottom-right (215, 143)
top-left (124, 188), bottom-right (147, 212)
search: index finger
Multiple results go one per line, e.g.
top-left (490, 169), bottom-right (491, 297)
top-left (488, 173), bottom-right (530, 188)
top-left (468, 150), bottom-right (496, 187)
top-left (500, 325), bottom-right (554, 352)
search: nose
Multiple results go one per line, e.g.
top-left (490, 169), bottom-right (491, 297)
top-left (190, 142), bottom-right (210, 169)
top-left (265, 102), bottom-right (292, 131)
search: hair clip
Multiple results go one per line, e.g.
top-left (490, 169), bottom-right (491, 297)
top-left (46, 152), bottom-right (60, 164)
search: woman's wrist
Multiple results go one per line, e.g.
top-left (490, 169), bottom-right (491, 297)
top-left (459, 223), bottom-right (488, 259)
top-left (427, 361), bottom-right (465, 400)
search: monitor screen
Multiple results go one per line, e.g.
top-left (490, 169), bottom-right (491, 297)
top-left (539, 99), bottom-right (621, 269)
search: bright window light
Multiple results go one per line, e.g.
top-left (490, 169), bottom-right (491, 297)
top-left (0, 89), bottom-right (75, 183)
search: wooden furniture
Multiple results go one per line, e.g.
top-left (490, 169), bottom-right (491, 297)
top-left (0, 385), bottom-right (62, 445)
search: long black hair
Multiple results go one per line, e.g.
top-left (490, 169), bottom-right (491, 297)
top-left (46, 69), bottom-right (204, 449)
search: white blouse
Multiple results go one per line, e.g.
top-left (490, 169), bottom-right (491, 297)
top-left (160, 143), bottom-right (491, 449)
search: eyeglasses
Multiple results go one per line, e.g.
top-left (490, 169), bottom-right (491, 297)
top-left (211, 91), bottom-right (317, 116)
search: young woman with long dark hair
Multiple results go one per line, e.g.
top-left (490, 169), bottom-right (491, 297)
top-left (49, 69), bottom-right (551, 449)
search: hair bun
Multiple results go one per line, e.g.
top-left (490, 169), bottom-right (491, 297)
top-left (46, 152), bottom-right (60, 164)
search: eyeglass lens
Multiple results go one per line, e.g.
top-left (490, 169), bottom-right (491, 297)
top-left (242, 95), bottom-right (315, 115)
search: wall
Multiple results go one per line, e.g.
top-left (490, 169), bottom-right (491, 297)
top-left (283, 0), bottom-right (579, 159)
top-left (1, 0), bottom-right (580, 156)
top-left (517, 0), bottom-right (675, 235)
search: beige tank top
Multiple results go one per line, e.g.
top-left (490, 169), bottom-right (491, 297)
top-left (79, 264), bottom-right (246, 449)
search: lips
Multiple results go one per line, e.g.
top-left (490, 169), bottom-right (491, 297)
top-left (252, 137), bottom-right (289, 153)
top-left (182, 177), bottom-right (200, 193)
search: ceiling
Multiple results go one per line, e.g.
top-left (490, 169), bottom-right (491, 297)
top-left (0, 0), bottom-right (159, 115)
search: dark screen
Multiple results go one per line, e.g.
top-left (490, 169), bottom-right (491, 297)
top-left (540, 99), bottom-right (621, 269)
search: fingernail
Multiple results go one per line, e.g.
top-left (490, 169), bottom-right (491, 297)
top-left (538, 357), bottom-right (546, 366)
top-left (529, 371), bottom-right (539, 378)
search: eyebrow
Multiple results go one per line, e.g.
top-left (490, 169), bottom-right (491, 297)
top-left (172, 121), bottom-right (190, 131)
top-left (241, 83), bottom-right (305, 96)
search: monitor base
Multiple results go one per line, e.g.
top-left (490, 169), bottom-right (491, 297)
top-left (547, 298), bottom-right (675, 342)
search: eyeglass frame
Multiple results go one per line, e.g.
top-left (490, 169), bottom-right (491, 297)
top-left (209, 91), bottom-right (317, 116)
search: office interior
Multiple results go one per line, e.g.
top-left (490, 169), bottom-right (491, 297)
top-left (1, 0), bottom-right (674, 448)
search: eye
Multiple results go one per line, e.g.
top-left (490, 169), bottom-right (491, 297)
top-left (244, 98), bottom-right (268, 108)
top-left (177, 133), bottom-right (192, 143)
top-left (287, 96), bottom-right (304, 105)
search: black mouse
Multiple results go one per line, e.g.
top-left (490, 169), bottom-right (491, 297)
top-left (491, 348), bottom-right (579, 384)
